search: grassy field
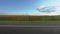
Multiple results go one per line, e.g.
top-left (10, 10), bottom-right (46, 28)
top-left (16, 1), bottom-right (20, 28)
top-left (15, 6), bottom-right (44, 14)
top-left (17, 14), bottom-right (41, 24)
top-left (0, 20), bottom-right (60, 22)
top-left (0, 15), bottom-right (60, 22)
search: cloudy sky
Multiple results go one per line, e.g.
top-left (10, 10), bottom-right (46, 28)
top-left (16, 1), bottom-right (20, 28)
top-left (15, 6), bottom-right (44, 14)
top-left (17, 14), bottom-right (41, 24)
top-left (0, 0), bottom-right (60, 16)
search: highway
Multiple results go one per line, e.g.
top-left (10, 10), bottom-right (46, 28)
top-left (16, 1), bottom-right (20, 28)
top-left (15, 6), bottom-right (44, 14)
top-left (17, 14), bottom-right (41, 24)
top-left (0, 22), bottom-right (60, 27)
top-left (0, 22), bottom-right (60, 34)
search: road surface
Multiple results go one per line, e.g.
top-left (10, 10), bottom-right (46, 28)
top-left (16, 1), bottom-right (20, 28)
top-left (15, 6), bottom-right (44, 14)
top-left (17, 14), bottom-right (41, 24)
top-left (0, 22), bottom-right (60, 34)
top-left (0, 22), bottom-right (60, 27)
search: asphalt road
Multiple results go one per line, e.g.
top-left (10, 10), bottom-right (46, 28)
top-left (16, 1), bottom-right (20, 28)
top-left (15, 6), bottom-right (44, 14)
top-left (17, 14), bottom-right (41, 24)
top-left (0, 22), bottom-right (60, 34)
top-left (0, 22), bottom-right (60, 27)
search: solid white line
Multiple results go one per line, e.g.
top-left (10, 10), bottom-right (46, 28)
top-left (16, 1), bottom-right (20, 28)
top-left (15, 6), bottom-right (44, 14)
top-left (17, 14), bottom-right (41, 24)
top-left (0, 25), bottom-right (60, 27)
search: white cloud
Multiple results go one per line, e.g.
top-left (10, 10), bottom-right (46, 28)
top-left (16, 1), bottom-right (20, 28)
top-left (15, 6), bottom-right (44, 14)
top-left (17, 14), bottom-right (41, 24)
top-left (33, 4), bottom-right (60, 16)
top-left (28, 0), bottom-right (60, 16)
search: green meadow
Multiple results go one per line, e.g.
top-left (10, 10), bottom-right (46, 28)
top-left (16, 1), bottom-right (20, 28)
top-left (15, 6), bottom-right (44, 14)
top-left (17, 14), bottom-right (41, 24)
top-left (0, 15), bottom-right (60, 22)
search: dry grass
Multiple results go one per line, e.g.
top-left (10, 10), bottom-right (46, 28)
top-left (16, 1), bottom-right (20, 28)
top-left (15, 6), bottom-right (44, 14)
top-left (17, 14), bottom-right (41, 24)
top-left (0, 15), bottom-right (60, 21)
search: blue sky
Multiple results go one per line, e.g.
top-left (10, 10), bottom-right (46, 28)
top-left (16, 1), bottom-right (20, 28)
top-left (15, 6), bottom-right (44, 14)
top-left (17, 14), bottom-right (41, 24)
top-left (0, 0), bottom-right (60, 15)
top-left (0, 0), bottom-right (43, 15)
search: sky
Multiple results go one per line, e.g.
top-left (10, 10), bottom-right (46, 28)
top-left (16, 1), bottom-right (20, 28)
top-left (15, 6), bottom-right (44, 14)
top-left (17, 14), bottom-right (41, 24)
top-left (0, 0), bottom-right (60, 16)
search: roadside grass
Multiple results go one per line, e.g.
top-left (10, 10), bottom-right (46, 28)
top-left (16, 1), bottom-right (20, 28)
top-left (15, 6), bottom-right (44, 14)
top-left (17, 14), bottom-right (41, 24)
top-left (0, 20), bottom-right (60, 22)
